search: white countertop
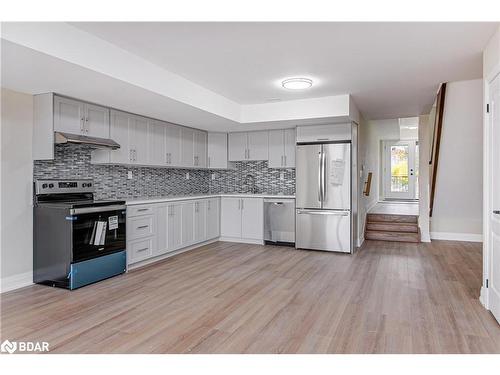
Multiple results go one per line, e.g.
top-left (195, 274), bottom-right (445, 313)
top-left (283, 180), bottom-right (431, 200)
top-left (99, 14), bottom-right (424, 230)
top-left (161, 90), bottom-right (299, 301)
top-left (125, 193), bottom-right (295, 205)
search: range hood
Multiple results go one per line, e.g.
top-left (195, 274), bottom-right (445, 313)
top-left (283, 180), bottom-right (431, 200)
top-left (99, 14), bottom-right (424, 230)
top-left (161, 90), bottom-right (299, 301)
top-left (54, 132), bottom-right (121, 150)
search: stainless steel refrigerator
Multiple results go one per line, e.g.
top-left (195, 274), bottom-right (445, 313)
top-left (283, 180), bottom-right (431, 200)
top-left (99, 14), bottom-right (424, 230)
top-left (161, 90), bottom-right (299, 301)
top-left (295, 142), bottom-right (352, 253)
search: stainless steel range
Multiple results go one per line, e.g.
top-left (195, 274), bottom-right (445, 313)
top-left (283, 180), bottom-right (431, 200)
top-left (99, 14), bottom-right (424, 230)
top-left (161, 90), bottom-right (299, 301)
top-left (33, 179), bottom-right (127, 289)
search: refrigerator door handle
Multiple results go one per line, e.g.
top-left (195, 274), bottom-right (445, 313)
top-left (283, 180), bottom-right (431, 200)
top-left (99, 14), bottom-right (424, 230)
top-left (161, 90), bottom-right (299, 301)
top-left (318, 151), bottom-right (323, 202)
top-left (322, 151), bottom-right (327, 203)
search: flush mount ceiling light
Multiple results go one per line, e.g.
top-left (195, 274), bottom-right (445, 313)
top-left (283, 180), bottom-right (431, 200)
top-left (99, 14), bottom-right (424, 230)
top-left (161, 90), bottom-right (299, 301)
top-left (282, 78), bottom-right (313, 90)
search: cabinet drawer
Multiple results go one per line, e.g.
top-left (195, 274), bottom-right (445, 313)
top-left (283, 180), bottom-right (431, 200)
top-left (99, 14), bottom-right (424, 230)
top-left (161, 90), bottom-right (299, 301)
top-left (128, 204), bottom-right (155, 217)
top-left (127, 237), bottom-right (154, 263)
top-left (128, 215), bottom-right (155, 240)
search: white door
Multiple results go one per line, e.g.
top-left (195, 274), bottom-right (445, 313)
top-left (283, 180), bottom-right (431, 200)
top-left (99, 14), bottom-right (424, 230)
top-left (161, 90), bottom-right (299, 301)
top-left (166, 124), bottom-right (181, 166)
top-left (167, 204), bottom-right (182, 251)
top-left (206, 198), bottom-right (220, 239)
top-left (207, 133), bottom-right (228, 169)
top-left (194, 200), bottom-right (207, 242)
top-left (220, 198), bottom-right (242, 238)
top-left (283, 128), bottom-right (296, 168)
top-left (228, 132), bottom-right (247, 161)
top-left (181, 202), bottom-right (195, 245)
top-left (383, 140), bottom-right (417, 200)
top-left (109, 110), bottom-right (132, 164)
top-left (148, 120), bottom-right (167, 166)
top-left (181, 127), bottom-right (195, 167)
top-left (131, 116), bottom-right (149, 165)
top-left (488, 73), bottom-right (500, 323)
top-left (247, 131), bottom-right (269, 161)
top-left (241, 198), bottom-right (263, 240)
top-left (84, 103), bottom-right (110, 138)
top-left (268, 130), bottom-right (284, 168)
top-left (54, 96), bottom-right (85, 135)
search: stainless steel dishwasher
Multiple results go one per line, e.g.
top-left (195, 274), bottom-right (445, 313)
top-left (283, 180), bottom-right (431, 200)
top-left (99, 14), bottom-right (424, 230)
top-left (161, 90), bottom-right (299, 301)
top-left (264, 198), bottom-right (295, 246)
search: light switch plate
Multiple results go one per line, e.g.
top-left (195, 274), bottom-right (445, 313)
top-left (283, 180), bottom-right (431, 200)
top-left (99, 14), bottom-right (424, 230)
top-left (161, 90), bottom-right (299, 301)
top-left (280, 171), bottom-right (285, 181)
top-left (211, 173), bottom-right (216, 180)
top-left (185, 172), bottom-right (190, 180)
top-left (127, 171), bottom-right (133, 180)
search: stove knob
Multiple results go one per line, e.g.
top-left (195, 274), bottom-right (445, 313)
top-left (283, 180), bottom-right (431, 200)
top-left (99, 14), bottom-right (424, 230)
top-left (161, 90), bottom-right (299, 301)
top-left (82, 183), bottom-right (87, 188)
top-left (87, 183), bottom-right (92, 187)
top-left (42, 183), bottom-right (48, 188)
top-left (48, 183), bottom-right (54, 188)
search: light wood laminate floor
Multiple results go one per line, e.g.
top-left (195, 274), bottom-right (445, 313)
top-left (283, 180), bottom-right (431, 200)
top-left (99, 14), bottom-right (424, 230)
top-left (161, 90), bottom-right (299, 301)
top-left (1, 240), bottom-right (499, 354)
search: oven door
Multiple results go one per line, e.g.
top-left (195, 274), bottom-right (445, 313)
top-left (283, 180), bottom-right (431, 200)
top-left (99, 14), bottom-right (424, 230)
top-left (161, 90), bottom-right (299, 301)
top-left (69, 205), bottom-right (126, 263)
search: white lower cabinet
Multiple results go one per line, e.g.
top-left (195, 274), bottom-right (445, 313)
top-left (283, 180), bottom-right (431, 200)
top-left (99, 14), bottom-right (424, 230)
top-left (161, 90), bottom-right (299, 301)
top-left (206, 198), bottom-right (220, 239)
top-left (167, 203), bottom-right (183, 251)
top-left (220, 197), bottom-right (263, 242)
top-left (126, 197), bottom-right (221, 266)
top-left (126, 196), bottom-right (265, 267)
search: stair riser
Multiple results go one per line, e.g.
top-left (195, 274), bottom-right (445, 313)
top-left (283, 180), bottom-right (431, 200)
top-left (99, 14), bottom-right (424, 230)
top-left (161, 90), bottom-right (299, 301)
top-left (366, 222), bottom-right (418, 233)
top-left (365, 231), bottom-right (420, 243)
top-left (367, 214), bottom-right (418, 224)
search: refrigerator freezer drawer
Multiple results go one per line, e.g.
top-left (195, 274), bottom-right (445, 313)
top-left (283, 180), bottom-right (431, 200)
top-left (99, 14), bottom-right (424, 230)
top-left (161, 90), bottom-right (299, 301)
top-left (295, 210), bottom-right (351, 253)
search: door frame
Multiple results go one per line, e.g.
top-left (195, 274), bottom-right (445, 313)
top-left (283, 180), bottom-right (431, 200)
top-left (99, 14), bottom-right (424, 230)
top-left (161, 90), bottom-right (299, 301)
top-left (382, 140), bottom-right (417, 200)
top-left (482, 64), bottom-right (500, 315)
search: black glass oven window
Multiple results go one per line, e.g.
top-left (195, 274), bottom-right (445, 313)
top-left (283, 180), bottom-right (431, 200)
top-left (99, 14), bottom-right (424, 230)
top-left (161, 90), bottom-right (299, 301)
top-left (72, 210), bottom-right (126, 262)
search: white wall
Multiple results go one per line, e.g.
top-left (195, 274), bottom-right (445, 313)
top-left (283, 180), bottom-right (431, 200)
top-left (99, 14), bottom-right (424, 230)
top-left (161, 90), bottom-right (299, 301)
top-left (0, 88), bottom-right (34, 292)
top-left (431, 79), bottom-right (483, 241)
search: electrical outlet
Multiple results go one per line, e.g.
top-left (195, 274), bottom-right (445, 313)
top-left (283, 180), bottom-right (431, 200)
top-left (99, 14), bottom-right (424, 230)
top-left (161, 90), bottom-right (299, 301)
top-left (211, 173), bottom-right (216, 180)
top-left (127, 171), bottom-right (133, 180)
top-left (280, 171), bottom-right (285, 181)
top-left (185, 172), bottom-right (190, 180)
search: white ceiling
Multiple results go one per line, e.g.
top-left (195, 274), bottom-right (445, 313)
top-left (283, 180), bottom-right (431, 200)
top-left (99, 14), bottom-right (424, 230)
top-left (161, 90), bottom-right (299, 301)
top-left (71, 22), bottom-right (498, 119)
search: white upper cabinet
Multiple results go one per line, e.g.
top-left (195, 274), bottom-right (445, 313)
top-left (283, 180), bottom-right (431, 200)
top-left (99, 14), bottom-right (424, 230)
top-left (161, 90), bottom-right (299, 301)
top-left (228, 132), bottom-right (248, 161)
top-left (54, 96), bottom-right (85, 135)
top-left (208, 133), bottom-right (231, 169)
top-left (194, 130), bottom-right (207, 168)
top-left (165, 123), bottom-right (181, 167)
top-left (54, 96), bottom-right (109, 139)
top-left (131, 116), bottom-right (149, 165)
top-left (108, 110), bottom-right (132, 164)
top-left (268, 128), bottom-right (295, 168)
top-left (148, 120), bottom-right (167, 166)
top-left (247, 131), bottom-right (268, 161)
top-left (181, 127), bottom-right (195, 168)
top-left (85, 103), bottom-right (110, 139)
top-left (228, 131), bottom-right (268, 161)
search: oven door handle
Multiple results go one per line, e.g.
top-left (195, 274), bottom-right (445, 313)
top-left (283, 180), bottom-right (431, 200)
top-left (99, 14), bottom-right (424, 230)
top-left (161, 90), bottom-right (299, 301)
top-left (70, 205), bottom-right (126, 215)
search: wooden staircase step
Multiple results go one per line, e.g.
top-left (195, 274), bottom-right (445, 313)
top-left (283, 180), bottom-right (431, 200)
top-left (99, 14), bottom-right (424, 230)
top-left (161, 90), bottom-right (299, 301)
top-left (367, 213), bottom-right (418, 224)
top-left (366, 221), bottom-right (418, 233)
top-left (365, 230), bottom-right (420, 243)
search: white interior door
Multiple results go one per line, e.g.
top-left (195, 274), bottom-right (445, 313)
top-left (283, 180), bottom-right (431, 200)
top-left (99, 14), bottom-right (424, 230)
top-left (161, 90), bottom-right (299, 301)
top-left (488, 73), bottom-right (500, 323)
top-left (383, 140), bottom-right (417, 200)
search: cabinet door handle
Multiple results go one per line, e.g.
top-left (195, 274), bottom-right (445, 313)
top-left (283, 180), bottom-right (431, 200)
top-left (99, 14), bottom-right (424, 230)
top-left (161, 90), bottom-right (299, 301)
top-left (281, 155), bottom-right (284, 166)
top-left (137, 225), bottom-right (149, 229)
top-left (85, 117), bottom-right (89, 133)
top-left (241, 199), bottom-right (244, 210)
top-left (80, 117), bottom-right (85, 132)
top-left (208, 157), bottom-right (211, 168)
top-left (284, 155), bottom-right (287, 166)
top-left (137, 247), bottom-right (149, 252)
top-left (238, 199), bottom-right (241, 210)
top-left (247, 149), bottom-right (250, 159)
top-left (137, 208), bottom-right (149, 212)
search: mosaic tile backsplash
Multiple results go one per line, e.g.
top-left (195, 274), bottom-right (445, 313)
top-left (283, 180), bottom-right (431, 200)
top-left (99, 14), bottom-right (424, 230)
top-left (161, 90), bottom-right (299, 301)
top-left (33, 144), bottom-right (295, 199)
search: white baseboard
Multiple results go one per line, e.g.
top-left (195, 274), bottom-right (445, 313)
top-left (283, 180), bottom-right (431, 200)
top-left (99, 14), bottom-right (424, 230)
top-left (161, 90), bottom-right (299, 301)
top-left (430, 231), bottom-right (483, 242)
top-left (219, 236), bottom-right (264, 245)
top-left (480, 286), bottom-right (489, 309)
top-left (0, 271), bottom-right (33, 293)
